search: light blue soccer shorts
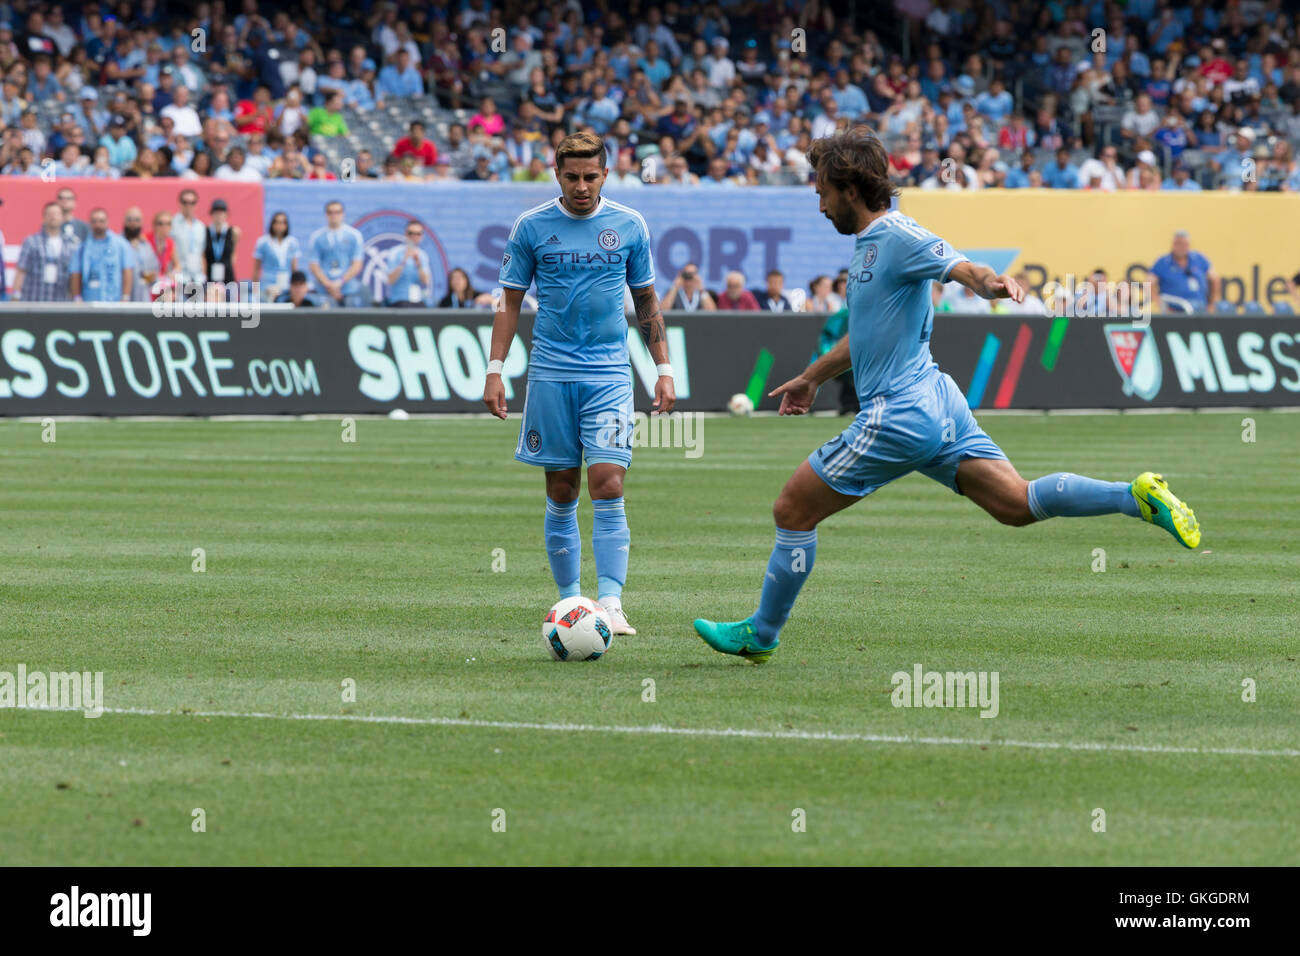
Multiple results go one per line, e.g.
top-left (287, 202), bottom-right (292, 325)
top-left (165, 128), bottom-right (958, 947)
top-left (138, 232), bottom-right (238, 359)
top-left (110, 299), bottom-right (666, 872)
top-left (515, 378), bottom-right (635, 470)
top-left (808, 371), bottom-right (1007, 498)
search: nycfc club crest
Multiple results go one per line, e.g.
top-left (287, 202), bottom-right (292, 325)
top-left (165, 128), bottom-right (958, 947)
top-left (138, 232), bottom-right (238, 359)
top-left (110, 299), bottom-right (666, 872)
top-left (1104, 324), bottom-right (1162, 402)
top-left (353, 211), bottom-right (450, 304)
top-left (597, 228), bottom-right (620, 251)
top-left (526, 429), bottom-right (541, 453)
top-left (862, 243), bottom-right (878, 268)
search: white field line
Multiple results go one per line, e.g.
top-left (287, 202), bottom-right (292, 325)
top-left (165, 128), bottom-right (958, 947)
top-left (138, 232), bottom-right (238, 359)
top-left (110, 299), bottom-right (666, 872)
top-left (22, 704), bottom-right (1300, 758)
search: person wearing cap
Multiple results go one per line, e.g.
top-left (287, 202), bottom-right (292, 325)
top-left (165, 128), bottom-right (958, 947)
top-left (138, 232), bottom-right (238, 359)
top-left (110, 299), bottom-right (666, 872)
top-left (1162, 161), bottom-right (1202, 191)
top-left (706, 36), bottom-right (735, 89)
top-left (1126, 148), bottom-right (1162, 189)
top-left (1150, 232), bottom-right (1217, 312)
top-left (1217, 127), bottom-right (1256, 187)
top-left (70, 207), bottom-right (134, 303)
top-left (274, 270), bottom-right (318, 307)
top-left (203, 199), bottom-right (240, 289)
top-left (99, 116), bottom-right (138, 169)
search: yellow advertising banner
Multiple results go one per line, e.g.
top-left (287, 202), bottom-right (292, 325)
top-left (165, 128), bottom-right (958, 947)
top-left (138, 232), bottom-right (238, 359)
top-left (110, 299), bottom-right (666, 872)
top-left (897, 189), bottom-right (1300, 308)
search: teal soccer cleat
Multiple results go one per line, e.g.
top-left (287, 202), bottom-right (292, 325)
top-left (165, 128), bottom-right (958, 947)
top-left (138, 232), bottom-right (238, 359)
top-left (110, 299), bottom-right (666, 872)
top-left (692, 617), bottom-right (779, 663)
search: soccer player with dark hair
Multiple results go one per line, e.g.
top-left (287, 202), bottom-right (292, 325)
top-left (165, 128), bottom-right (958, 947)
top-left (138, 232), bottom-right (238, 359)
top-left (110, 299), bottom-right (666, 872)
top-left (694, 128), bottom-right (1202, 662)
top-left (483, 131), bottom-right (674, 636)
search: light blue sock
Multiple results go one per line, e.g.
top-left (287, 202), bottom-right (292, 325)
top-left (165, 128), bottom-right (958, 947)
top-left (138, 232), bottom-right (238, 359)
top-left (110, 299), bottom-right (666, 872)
top-left (544, 497), bottom-right (581, 598)
top-left (1027, 472), bottom-right (1139, 519)
top-left (752, 527), bottom-right (817, 645)
top-left (591, 497), bottom-right (629, 601)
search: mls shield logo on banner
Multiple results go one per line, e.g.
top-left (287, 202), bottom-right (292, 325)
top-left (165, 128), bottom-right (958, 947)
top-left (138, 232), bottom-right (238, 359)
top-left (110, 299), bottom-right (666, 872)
top-left (1104, 324), bottom-right (1162, 401)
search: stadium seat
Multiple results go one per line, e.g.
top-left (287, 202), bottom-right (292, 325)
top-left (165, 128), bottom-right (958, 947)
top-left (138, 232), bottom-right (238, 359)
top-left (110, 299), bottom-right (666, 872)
top-left (1243, 301), bottom-right (1265, 314)
top-left (1214, 301), bottom-right (1239, 314)
top-left (1273, 301), bottom-right (1296, 314)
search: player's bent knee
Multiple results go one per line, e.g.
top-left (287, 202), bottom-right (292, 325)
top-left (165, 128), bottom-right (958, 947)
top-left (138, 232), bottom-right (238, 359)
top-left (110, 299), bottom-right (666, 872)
top-left (773, 494), bottom-right (816, 531)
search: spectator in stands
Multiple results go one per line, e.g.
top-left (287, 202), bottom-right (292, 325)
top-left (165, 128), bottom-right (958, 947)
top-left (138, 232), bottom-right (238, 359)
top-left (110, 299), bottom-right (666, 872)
top-left (353, 150), bottom-right (380, 179)
top-left (214, 146), bottom-right (259, 181)
top-left (308, 89), bottom-right (349, 137)
top-left (717, 271), bottom-right (760, 310)
top-left (1149, 231), bottom-right (1218, 312)
top-left (1041, 146), bottom-right (1079, 189)
top-left (1162, 160), bottom-right (1202, 191)
top-left (18, 107), bottom-right (46, 157)
top-left (70, 207), bottom-right (133, 303)
top-left (55, 188), bottom-right (89, 246)
top-left (99, 116), bottom-right (137, 169)
top-left (243, 134), bottom-right (273, 177)
top-left (377, 47), bottom-right (423, 99)
top-left (253, 212), bottom-right (302, 301)
top-left (122, 207), bottom-right (159, 302)
top-left (308, 153), bottom-right (337, 180)
top-left (662, 264), bottom-right (717, 311)
top-left (462, 147), bottom-right (497, 181)
top-left (393, 121), bottom-right (439, 168)
top-left (1127, 149), bottom-right (1162, 190)
top-left (384, 220), bottom-right (432, 307)
top-left (1076, 145), bottom-right (1126, 190)
top-left (274, 270), bottom-right (318, 307)
top-left (606, 148), bottom-right (644, 187)
top-left (161, 84), bottom-right (202, 137)
top-left (12, 201), bottom-right (74, 302)
top-left (275, 86), bottom-right (310, 138)
top-left (442, 123), bottom-right (474, 177)
top-left (269, 136), bottom-right (311, 178)
top-left (513, 155), bottom-right (551, 183)
top-left (309, 200), bottom-right (365, 307)
top-left (756, 270), bottom-right (795, 311)
top-left (0, 75), bottom-right (26, 126)
top-left (27, 54), bottom-right (62, 102)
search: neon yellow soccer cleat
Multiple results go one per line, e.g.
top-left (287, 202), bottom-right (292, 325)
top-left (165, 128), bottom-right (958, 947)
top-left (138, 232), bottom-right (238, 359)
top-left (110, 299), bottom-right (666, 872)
top-left (1130, 472), bottom-right (1201, 549)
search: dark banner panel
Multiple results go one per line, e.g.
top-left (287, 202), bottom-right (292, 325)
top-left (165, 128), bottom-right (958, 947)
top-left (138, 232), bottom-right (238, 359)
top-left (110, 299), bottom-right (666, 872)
top-left (930, 314), bottom-right (1300, 408)
top-left (1, 309), bottom-right (1297, 415)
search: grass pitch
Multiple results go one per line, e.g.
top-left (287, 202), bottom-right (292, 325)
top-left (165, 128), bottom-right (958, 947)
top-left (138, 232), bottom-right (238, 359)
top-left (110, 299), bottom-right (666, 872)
top-left (1, 411), bottom-right (1297, 865)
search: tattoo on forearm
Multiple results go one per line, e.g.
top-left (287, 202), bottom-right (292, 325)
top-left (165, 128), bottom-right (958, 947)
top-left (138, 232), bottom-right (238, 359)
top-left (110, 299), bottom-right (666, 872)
top-left (633, 288), bottom-right (666, 348)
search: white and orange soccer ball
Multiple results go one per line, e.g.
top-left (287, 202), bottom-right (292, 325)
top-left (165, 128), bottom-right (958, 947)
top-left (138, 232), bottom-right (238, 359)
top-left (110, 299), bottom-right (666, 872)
top-left (727, 393), bottom-right (755, 416)
top-left (542, 596), bottom-right (613, 661)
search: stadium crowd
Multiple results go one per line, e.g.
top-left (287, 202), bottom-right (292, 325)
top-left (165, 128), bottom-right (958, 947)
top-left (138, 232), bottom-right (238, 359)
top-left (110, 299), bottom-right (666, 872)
top-left (1, 1), bottom-right (1299, 306)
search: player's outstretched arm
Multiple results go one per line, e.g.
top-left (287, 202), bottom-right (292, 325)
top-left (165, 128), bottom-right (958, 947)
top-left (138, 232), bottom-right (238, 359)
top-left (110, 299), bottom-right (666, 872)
top-left (630, 283), bottom-right (676, 414)
top-left (769, 334), bottom-right (851, 415)
top-left (483, 287), bottom-right (525, 420)
top-left (950, 261), bottom-right (1025, 302)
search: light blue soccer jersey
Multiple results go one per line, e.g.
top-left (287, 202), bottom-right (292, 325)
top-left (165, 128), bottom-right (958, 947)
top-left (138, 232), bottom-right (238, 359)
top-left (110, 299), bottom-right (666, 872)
top-left (384, 244), bottom-right (432, 304)
top-left (846, 211), bottom-right (968, 402)
top-left (307, 225), bottom-right (365, 296)
top-left (253, 234), bottom-right (301, 287)
top-left (499, 196), bottom-right (655, 381)
top-left (71, 232), bottom-right (134, 302)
